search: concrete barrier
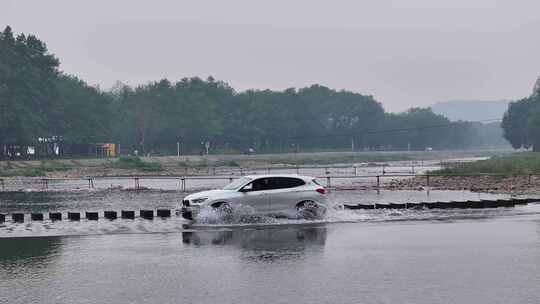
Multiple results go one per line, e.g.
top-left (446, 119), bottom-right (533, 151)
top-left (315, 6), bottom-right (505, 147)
top-left (497, 199), bottom-right (515, 208)
top-left (467, 201), bottom-right (484, 209)
top-left (31, 213), bottom-right (44, 221)
top-left (405, 202), bottom-right (423, 209)
top-left (480, 200), bottom-right (499, 208)
top-left (121, 210), bottom-right (135, 219)
top-left (343, 199), bottom-right (530, 210)
top-left (424, 202), bottom-right (438, 209)
top-left (449, 201), bottom-right (468, 209)
top-left (157, 209), bottom-right (171, 217)
top-left (343, 204), bottom-right (374, 210)
top-left (358, 204), bottom-right (375, 210)
top-left (514, 198), bottom-right (529, 205)
top-left (68, 212), bottom-right (80, 221)
top-left (375, 203), bottom-right (407, 209)
top-left (86, 212), bottom-right (99, 220)
top-left (12, 213), bottom-right (24, 223)
top-left (426, 202), bottom-right (454, 209)
top-left (104, 211), bottom-right (117, 220)
top-left (140, 210), bottom-right (154, 219)
top-left (49, 212), bottom-right (62, 221)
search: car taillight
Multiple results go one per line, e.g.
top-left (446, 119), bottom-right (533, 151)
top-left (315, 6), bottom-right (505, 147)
top-left (316, 188), bottom-right (326, 194)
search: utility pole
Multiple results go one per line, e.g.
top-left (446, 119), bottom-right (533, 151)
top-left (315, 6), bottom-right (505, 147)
top-left (177, 141), bottom-right (180, 158)
top-left (351, 138), bottom-right (355, 152)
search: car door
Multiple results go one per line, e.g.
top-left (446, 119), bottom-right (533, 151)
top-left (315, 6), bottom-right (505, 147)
top-left (236, 177), bottom-right (271, 211)
top-left (265, 177), bottom-right (306, 212)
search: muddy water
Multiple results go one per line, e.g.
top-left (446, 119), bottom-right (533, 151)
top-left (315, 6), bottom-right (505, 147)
top-left (1, 212), bottom-right (540, 304)
top-left (0, 189), bottom-right (536, 237)
top-left (2, 183), bottom-right (540, 303)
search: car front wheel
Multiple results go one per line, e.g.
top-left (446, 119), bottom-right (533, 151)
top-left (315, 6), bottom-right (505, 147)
top-left (212, 202), bottom-right (233, 215)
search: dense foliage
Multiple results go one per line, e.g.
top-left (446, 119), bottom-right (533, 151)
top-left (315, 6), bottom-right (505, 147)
top-left (0, 26), bottom-right (509, 159)
top-left (502, 77), bottom-right (540, 151)
top-left (0, 26), bottom-right (112, 158)
top-left (108, 81), bottom-right (508, 154)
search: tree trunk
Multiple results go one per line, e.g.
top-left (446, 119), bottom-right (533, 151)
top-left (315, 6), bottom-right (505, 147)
top-left (533, 137), bottom-right (540, 152)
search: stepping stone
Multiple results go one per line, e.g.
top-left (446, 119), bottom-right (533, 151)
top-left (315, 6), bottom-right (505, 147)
top-left (49, 212), bottom-right (62, 221)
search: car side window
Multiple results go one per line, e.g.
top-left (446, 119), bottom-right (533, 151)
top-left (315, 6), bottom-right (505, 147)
top-left (242, 178), bottom-right (271, 192)
top-left (268, 177), bottom-right (305, 190)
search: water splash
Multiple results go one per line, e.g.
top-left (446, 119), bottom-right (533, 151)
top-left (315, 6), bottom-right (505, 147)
top-left (194, 205), bottom-right (279, 225)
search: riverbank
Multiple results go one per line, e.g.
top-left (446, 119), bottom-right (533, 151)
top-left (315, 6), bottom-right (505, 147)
top-left (0, 150), bottom-right (506, 178)
top-left (385, 152), bottom-right (540, 194)
top-left (384, 174), bottom-right (540, 194)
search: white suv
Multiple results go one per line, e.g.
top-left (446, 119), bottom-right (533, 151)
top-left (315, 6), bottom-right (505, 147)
top-left (178, 174), bottom-right (328, 221)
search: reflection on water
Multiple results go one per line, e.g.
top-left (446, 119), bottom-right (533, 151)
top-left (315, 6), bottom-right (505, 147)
top-left (0, 237), bottom-right (61, 263)
top-left (182, 226), bottom-right (327, 262)
top-left (0, 237), bottom-right (62, 277)
top-left (1, 218), bottom-right (540, 304)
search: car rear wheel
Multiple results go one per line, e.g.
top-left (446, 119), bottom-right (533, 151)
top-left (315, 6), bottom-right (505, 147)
top-left (296, 200), bottom-right (320, 219)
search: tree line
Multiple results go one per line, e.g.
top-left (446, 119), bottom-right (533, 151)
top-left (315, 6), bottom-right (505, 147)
top-left (0, 26), bottom-right (508, 159)
top-left (502, 77), bottom-right (540, 151)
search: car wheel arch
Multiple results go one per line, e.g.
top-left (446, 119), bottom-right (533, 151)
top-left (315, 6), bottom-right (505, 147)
top-left (210, 201), bottom-right (232, 209)
top-left (296, 200), bottom-right (317, 209)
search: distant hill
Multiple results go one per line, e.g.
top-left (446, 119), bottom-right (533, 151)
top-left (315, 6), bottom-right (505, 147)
top-left (430, 100), bottom-right (510, 122)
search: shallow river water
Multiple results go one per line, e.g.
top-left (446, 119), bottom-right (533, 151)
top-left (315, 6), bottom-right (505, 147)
top-left (1, 189), bottom-right (540, 304)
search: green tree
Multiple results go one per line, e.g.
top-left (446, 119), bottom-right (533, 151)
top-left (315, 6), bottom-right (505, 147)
top-left (502, 77), bottom-right (540, 151)
top-left (0, 26), bottom-right (60, 157)
top-left (1, 25), bottom-right (512, 158)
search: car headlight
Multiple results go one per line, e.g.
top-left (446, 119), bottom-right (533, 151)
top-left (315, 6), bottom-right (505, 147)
top-left (191, 198), bottom-right (208, 205)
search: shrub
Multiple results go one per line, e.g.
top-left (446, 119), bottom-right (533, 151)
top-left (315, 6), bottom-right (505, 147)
top-left (112, 156), bottom-right (162, 172)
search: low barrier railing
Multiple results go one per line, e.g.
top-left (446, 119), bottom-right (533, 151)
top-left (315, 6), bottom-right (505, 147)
top-left (0, 173), bottom-right (537, 192)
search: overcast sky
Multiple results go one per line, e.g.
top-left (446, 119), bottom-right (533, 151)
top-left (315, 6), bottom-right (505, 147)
top-left (2, 0), bottom-right (540, 111)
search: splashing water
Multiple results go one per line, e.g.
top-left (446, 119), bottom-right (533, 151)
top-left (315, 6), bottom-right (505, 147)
top-left (192, 201), bottom-right (540, 227)
top-left (194, 205), bottom-right (279, 225)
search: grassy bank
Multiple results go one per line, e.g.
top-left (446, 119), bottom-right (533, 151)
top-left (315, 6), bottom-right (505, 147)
top-left (108, 156), bottom-right (162, 172)
top-left (434, 152), bottom-right (540, 175)
top-left (0, 160), bottom-right (72, 177)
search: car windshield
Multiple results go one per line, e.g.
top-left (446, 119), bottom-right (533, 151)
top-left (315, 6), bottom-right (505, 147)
top-left (222, 177), bottom-right (252, 190)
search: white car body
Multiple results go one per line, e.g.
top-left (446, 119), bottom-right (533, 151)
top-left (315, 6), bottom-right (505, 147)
top-left (178, 174), bottom-right (328, 220)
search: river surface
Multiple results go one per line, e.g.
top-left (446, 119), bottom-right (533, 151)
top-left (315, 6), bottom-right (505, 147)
top-left (1, 187), bottom-right (540, 303)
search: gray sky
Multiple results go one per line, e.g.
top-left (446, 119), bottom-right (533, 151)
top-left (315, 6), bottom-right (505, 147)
top-left (3, 0), bottom-right (540, 112)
